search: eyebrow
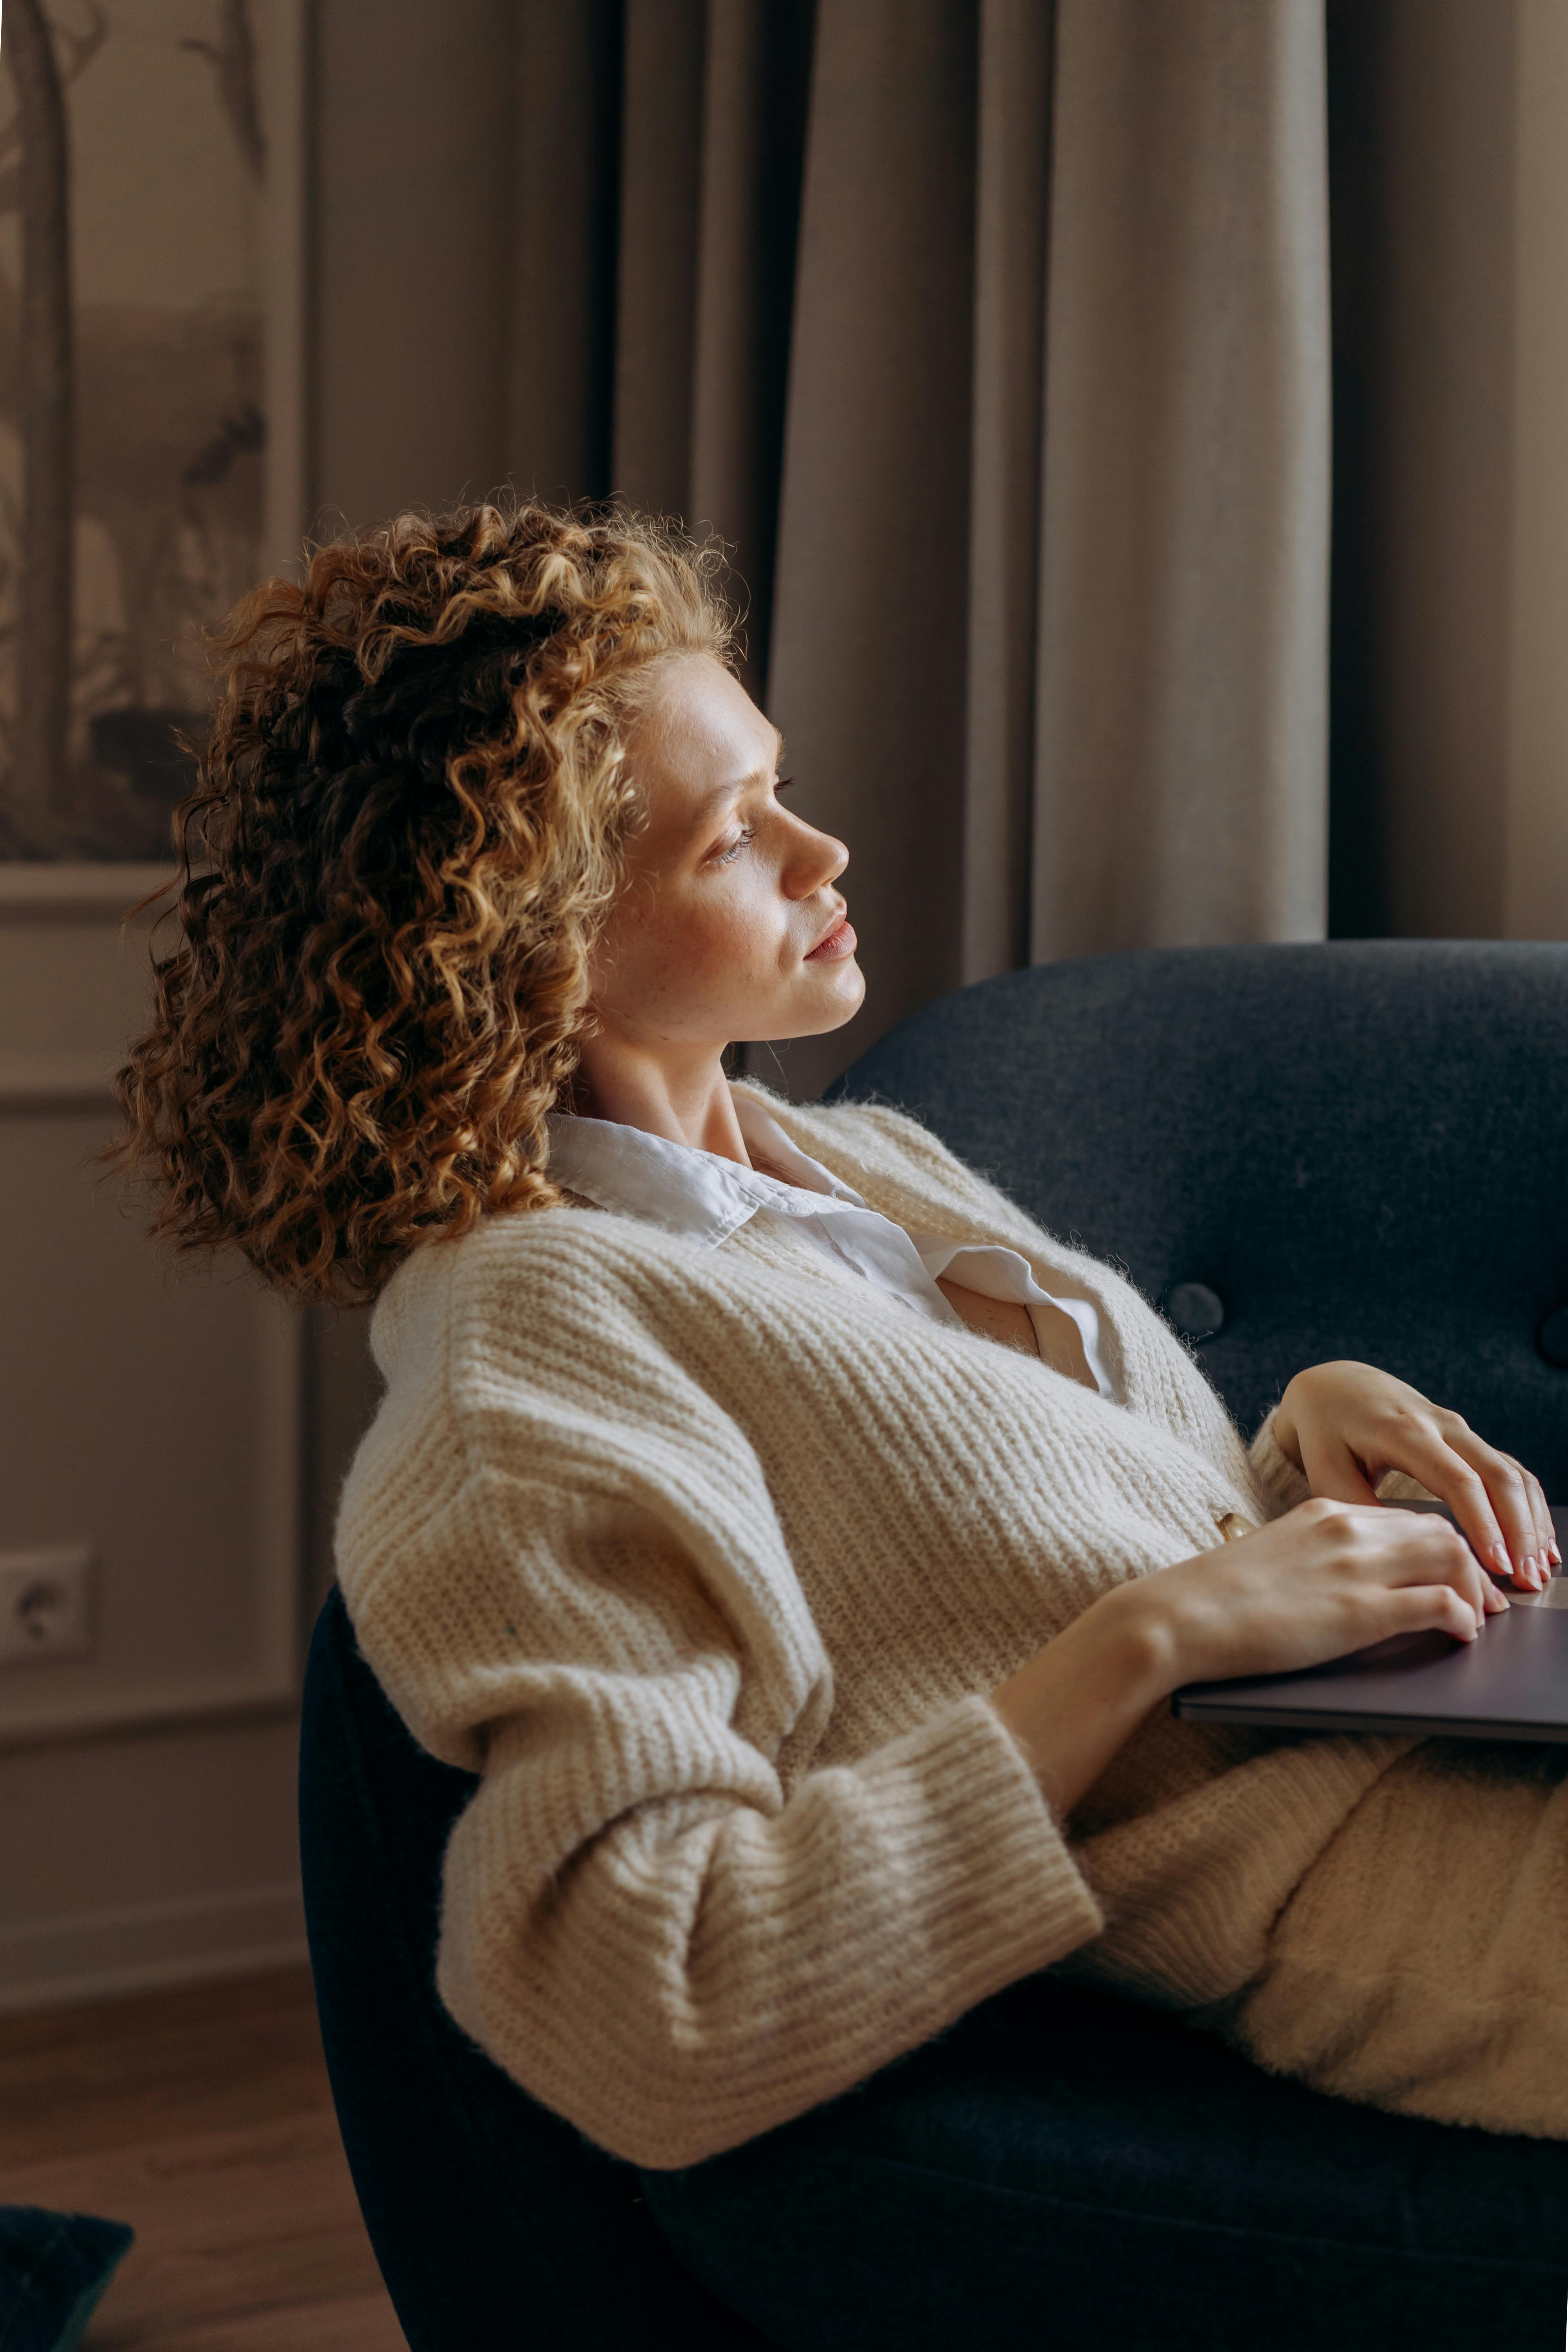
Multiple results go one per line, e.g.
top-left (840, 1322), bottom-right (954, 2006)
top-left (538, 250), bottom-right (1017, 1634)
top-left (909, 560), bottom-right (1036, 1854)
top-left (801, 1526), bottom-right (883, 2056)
top-left (688, 729), bottom-right (786, 828)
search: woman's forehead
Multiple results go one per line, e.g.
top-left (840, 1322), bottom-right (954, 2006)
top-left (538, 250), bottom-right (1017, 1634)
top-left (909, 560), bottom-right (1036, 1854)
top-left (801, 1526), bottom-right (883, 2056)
top-left (629, 659), bottom-right (780, 818)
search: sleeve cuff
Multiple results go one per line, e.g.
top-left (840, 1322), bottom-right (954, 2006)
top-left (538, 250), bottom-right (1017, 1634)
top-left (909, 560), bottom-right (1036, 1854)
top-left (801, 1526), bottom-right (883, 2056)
top-left (1249, 1411), bottom-right (1311, 1513)
top-left (847, 1692), bottom-right (1107, 2002)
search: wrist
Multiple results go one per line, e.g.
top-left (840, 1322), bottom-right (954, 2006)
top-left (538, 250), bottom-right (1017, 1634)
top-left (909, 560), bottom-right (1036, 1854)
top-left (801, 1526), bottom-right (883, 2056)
top-left (991, 1584), bottom-right (1180, 1817)
top-left (1271, 1381), bottom-right (1304, 1471)
top-left (1092, 1578), bottom-right (1188, 1706)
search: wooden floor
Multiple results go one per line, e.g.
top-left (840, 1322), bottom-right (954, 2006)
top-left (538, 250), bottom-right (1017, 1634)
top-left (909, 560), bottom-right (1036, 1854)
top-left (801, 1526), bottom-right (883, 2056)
top-left (0, 1967), bottom-right (405, 2349)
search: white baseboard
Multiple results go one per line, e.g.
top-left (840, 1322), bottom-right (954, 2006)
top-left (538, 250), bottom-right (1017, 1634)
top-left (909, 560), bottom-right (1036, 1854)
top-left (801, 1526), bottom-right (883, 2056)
top-left (0, 1879), bottom-right (308, 2013)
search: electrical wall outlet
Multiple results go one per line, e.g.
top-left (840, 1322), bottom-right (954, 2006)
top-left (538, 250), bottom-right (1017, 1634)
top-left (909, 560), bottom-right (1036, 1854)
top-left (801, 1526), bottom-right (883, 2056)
top-left (0, 1546), bottom-right (94, 1666)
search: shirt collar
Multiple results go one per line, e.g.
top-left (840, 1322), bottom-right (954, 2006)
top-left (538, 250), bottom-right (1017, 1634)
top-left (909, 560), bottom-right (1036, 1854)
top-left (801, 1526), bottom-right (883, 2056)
top-left (545, 1089), bottom-right (865, 1246)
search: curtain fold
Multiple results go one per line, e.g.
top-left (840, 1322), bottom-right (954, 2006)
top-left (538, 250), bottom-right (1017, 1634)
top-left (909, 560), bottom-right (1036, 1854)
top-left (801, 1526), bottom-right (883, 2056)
top-left (690, 0), bottom-right (816, 697)
top-left (763, 0), bottom-right (981, 1094)
top-left (962, 0), bottom-right (1057, 989)
top-left (507, 0), bottom-right (622, 506)
top-left (612, 0), bottom-right (706, 513)
top-left (1033, 0), bottom-right (1330, 963)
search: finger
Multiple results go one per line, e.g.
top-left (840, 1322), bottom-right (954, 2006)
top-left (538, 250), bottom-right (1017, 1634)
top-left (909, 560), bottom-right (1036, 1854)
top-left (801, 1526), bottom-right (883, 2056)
top-left (1384, 1512), bottom-right (1497, 1617)
top-left (1379, 1581), bottom-right (1482, 1644)
top-left (1360, 1507), bottom-right (1487, 1616)
top-left (1375, 1429), bottom-right (1511, 1579)
top-left (1512, 1457), bottom-right (1555, 1579)
top-left (1434, 1532), bottom-right (1495, 1624)
top-left (1296, 1434), bottom-right (1381, 1509)
top-left (1443, 1428), bottom-right (1546, 1587)
top-left (1518, 1461), bottom-right (1559, 1569)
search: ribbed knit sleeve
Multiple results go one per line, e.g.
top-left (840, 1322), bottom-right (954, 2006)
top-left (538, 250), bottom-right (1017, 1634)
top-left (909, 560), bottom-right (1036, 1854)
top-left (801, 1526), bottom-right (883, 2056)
top-left (441, 1662), bottom-right (1101, 2169)
top-left (340, 1224), bottom-right (1104, 2171)
top-left (1248, 1410), bottom-right (1311, 1512)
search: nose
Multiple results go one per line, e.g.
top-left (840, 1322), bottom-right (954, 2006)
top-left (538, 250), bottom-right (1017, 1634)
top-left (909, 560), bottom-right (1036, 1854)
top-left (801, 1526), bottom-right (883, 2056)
top-left (783, 811), bottom-right (848, 899)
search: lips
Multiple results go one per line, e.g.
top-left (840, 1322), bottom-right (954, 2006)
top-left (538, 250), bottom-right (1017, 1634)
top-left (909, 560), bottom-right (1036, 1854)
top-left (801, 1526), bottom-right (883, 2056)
top-left (805, 913), bottom-right (857, 963)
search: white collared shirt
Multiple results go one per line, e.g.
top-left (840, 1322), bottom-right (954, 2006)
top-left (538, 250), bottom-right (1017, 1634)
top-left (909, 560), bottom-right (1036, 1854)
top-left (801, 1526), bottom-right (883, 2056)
top-left (546, 1091), bottom-right (1117, 1400)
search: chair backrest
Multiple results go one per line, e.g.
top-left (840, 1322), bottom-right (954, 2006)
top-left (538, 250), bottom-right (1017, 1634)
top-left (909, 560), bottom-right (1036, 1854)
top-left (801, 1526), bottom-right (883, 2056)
top-left (298, 1587), bottom-right (772, 2351)
top-left (832, 942), bottom-right (1568, 1496)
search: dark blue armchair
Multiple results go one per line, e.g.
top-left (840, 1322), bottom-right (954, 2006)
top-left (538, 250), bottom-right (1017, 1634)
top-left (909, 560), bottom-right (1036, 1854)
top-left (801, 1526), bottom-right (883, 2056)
top-left (301, 942), bottom-right (1568, 2350)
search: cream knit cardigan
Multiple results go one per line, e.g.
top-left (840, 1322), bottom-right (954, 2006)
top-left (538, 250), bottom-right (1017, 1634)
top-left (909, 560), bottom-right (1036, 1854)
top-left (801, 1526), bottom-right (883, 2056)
top-left (338, 1087), bottom-right (1568, 2168)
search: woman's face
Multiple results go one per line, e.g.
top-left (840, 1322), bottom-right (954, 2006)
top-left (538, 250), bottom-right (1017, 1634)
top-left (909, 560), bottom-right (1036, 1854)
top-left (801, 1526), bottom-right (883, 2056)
top-left (587, 653), bottom-right (864, 1054)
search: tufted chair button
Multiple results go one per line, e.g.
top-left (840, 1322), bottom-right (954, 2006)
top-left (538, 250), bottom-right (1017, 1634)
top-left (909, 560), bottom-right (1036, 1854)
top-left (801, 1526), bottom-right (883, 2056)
top-left (1537, 1307), bottom-right (1568, 1368)
top-left (1166, 1281), bottom-right (1225, 1340)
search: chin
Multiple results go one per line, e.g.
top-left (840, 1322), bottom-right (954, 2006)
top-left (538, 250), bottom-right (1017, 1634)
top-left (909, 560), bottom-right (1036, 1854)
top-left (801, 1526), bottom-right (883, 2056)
top-left (784, 963), bottom-right (866, 1040)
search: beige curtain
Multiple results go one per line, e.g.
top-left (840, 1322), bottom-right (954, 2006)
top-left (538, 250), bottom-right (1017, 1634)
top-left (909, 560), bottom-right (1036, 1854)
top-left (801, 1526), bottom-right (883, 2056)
top-left (1033, 0), bottom-right (1329, 966)
top-left (313, 0), bottom-right (1332, 1100)
top-left (1326, 0), bottom-right (1568, 948)
top-left (768, 0), bottom-right (1330, 1092)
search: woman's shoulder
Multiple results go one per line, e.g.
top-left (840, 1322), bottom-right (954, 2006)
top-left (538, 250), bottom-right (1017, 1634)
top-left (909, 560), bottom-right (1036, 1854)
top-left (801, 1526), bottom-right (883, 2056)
top-left (368, 1198), bottom-right (710, 1385)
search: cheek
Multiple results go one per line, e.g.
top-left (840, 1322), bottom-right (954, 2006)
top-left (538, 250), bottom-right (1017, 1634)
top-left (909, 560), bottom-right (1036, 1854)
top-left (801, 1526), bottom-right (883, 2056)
top-left (665, 888), bottom-right (777, 996)
top-left (599, 884), bottom-right (769, 1014)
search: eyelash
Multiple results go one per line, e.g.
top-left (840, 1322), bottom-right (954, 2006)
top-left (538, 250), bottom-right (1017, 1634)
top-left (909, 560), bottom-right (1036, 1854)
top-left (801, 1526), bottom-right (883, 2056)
top-left (709, 777), bottom-right (793, 866)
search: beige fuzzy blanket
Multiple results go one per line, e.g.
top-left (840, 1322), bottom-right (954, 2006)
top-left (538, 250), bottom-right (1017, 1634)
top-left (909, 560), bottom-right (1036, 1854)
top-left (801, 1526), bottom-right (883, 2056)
top-left (1221, 1737), bottom-right (1568, 2138)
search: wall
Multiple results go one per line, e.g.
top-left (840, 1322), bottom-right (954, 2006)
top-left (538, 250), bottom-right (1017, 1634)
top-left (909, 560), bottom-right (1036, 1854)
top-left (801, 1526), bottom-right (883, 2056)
top-left (0, 871), bottom-right (305, 2006)
top-left (0, 0), bottom-right (327, 2009)
top-left (0, 0), bottom-right (532, 2013)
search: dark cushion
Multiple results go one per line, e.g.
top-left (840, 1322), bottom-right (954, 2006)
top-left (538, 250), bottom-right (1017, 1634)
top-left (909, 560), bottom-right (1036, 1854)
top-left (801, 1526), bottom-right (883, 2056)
top-left (829, 940), bottom-right (1568, 1494)
top-left (0, 2207), bottom-right (134, 2352)
top-left (642, 1971), bottom-right (1568, 2352)
top-left (298, 1591), bottom-right (772, 2352)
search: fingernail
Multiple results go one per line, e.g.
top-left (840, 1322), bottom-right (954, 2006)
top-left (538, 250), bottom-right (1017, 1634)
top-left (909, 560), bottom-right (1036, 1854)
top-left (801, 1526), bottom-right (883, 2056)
top-left (1491, 1540), bottom-right (1511, 1576)
top-left (1549, 1543), bottom-right (1562, 1569)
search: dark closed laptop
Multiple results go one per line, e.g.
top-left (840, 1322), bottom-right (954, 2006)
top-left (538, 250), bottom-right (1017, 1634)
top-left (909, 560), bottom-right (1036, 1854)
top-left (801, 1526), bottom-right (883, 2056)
top-left (1172, 1505), bottom-right (1568, 1743)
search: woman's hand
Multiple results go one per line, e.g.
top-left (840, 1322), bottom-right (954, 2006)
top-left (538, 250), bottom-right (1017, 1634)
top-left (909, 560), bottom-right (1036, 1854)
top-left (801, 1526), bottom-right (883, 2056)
top-left (993, 1499), bottom-right (1506, 1816)
top-left (1272, 1361), bottom-right (1558, 1591)
top-left (1132, 1495), bottom-right (1507, 1688)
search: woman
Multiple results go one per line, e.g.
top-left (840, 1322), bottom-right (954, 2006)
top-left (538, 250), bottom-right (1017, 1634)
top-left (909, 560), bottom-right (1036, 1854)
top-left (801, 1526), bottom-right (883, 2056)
top-left (116, 502), bottom-right (1566, 2181)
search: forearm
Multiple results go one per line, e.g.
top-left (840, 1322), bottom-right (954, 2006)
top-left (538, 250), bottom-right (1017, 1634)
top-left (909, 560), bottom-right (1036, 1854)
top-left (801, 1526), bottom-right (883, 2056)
top-left (991, 1583), bottom-right (1179, 1818)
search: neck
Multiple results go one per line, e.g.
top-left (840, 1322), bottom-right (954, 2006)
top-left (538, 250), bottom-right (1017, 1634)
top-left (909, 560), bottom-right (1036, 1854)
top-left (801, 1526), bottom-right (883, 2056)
top-left (574, 1040), bottom-right (750, 1165)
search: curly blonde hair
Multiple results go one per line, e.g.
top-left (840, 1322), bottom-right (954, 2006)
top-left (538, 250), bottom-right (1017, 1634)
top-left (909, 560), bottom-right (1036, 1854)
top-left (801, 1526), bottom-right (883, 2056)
top-left (111, 499), bottom-right (734, 1304)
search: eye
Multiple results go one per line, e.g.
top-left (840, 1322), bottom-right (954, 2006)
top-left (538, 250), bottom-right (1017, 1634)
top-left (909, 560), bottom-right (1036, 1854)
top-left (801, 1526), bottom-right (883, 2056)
top-left (704, 778), bottom-right (794, 867)
top-left (708, 825), bottom-right (755, 867)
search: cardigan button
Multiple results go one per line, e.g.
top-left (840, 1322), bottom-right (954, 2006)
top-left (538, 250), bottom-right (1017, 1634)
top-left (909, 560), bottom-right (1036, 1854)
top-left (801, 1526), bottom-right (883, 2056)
top-left (1167, 1281), bottom-right (1225, 1340)
top-left (1215, 1511), bottom-right (1250, 1543)
top-left (1537, 1307), bottom-right (1568, 1368)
